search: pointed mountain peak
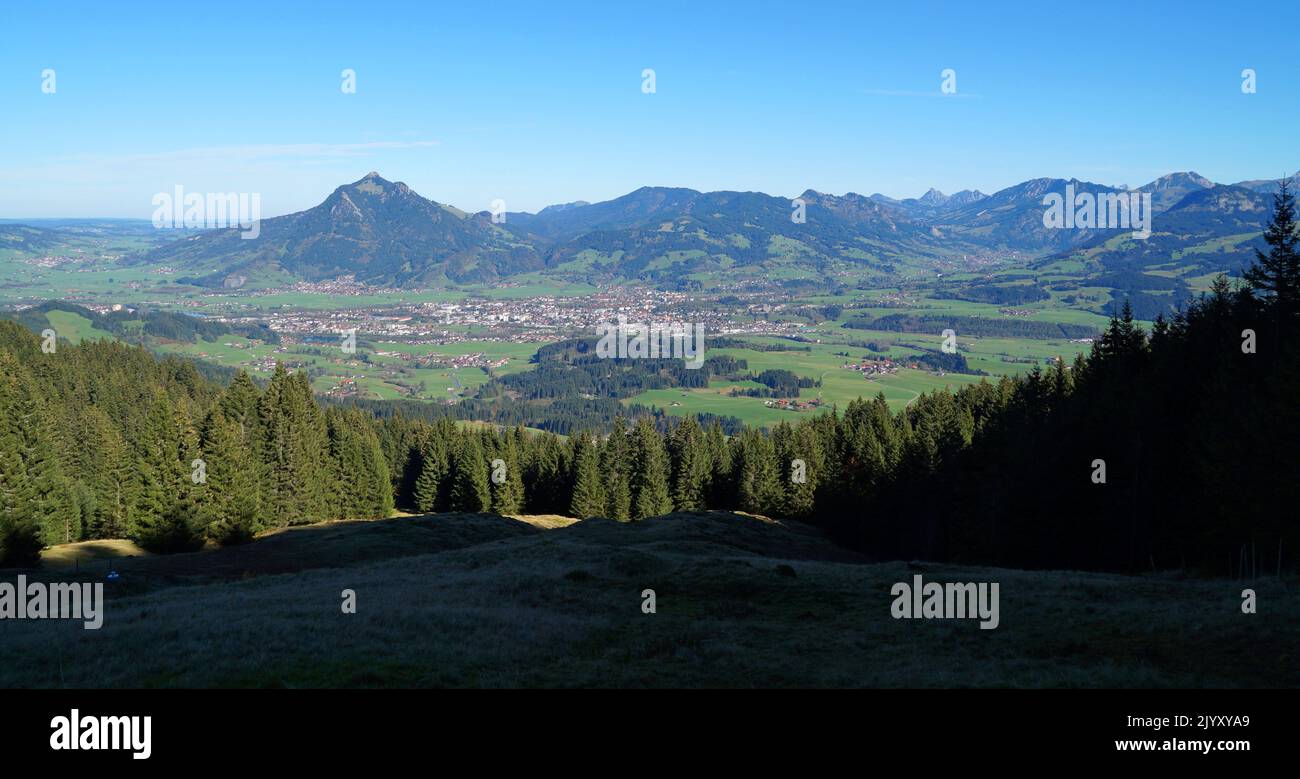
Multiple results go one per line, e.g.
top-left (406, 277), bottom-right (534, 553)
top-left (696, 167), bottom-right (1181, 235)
top-left (337, 171), bottom-right (423, 201)
top-left (917, 188), bottom-right (948, 204)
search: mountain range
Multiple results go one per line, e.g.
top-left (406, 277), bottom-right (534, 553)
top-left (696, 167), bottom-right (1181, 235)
top-left (134, 169), bottom-right (1298, 289)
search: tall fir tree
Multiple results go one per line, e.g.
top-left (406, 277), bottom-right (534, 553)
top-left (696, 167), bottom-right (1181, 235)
top-left (0, 351), bottom-right (74, 560)
top-left (601, 418), bottom-right (632, 521)
top-left (736, 429), bottom-right (782, 516)
top-left (630, 417), bottom-right (672, 519)
top-left (450, 434), bottom-right (491, 512)
top-left (197, 407), bottom-right (263, 544)
top-left (669, 417), bottom-right (707, 511)
top-left (568, 431), bottom-right (606, 519)
top-left (412, 428), bottom-right (452, 513)
top-left (489, 431), bottom-right (525, 514)
top-left (1244, 178), bottom-right (1300, 313)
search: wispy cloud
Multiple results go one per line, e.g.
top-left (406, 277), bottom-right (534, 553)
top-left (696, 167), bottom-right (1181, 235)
top-left (861, 89), bottom-right (983, 99)
top-left (47, 140), bottom-right (441, 167)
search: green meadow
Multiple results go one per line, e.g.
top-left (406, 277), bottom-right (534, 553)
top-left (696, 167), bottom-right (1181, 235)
top-left (163, 335), bottom-right (550, 402)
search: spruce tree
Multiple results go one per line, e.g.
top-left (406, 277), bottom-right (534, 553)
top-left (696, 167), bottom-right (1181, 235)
top-left (1244, 178), bottom-right (1300, 313)
top-left (0, 352), bottom-right (70, 561)
top-left (777, 422), bottom-right (821, 519)
top-left (703, 420), bottom-right (732, 508)
top-left (630, 418), bottom-right (672, 519)
top-left (602, 418), bottom-right (632, 521)
top-left (669, 417), bottom-right (707, 511)
top-left (736, 430), bottom-right (781, 516)
top-left (413, 434), bottom-right (451, 513)
top-left (200, 408), bottom-right (263, 544)
top-left (569, 432), bottom-right (606, 519)
top-left (489, 432), bottom-right (525, 515)
top-left (450, 435), bottom-right (491, 512)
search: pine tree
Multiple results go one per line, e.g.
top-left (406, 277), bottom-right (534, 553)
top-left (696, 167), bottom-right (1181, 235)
top-left (450, 435), bottom-right (491, 512)
top-left (736, 430), bottom-right (782, 516)
top-left (630, 418), bottom-right (672, 519)
top-left (524, 432), bottom-right (567, 514)
top-left (601, 418), bottom-right (632, 521)
top-left (291, 371), bottom-right (333, 521)
top-left (258, 365), bottom-right (334, 526)
top-left (1244, 178), bottom-right (1300, 313)
top-left (412, 432), bottom-right (451, 514)
top-left (219, 370), bottom-right (262, 443)
top-left (703, 420), bottom-right (732, 508)
top-left (489, 432), bottom-right (525, 514)
top-left (669, 417), bottom-right (707, 511)
top-left (777, 421), bottom-right (821, 519)
top-left (0, 352), bottom-right (72, 561)
top-left (569, 431), bottom-right (606, 519)
top-left (132, 391), bottom-right (188, 539)
top-left (326, 408), bottom-right (378, 519)
top-left (257, 364), bottom-right (293, 523)
top-left (90, 416), bottom-right (134, 540)
top-left (199, 408), bottom-right (263, 544)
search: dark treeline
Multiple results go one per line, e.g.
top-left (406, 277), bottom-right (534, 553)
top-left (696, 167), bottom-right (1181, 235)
top-left (372, 409), bottom-right (813, 523)
top-left (934, 282), bottom-right (1051, 306)
top-left (0, 331), bottom-right (391, 563)
top-left (6, 301), bottom-right (279, 345)
top-left (337, 394), bottom-right (746, 437)
top-left (911, 350), bottom-right (981, 375)
top-left (847, 312), bottom-right (1099, 340)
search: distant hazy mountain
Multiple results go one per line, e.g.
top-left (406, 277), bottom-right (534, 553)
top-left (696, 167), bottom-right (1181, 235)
top-left (795, 190), bottom-right (915, 230)
top-left (867, 188), bottom-right (987, 214)
top-left (0, 223), bottom-right (63, 254)
top-left (538, 200), bottom-right (590, 214)
top-left (1045, 183), bottom-right (1271, 278)
top-left (933, 177), bottom-right (1135, 253)
top-left (916, 188), bottom-right (949, 206)
top-left (1138, 171), bottom-right (1216, 214)
top-left (1231, 171), bottom-right (1300, 195)
top-left (138, 169), bottom-right (1287, 288)
top-left (944, 189), bottom-right (988, 208)
top-left (529, 187), bottom-right (949, 279)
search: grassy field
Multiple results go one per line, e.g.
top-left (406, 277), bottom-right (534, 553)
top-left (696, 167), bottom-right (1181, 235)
top-left (2, 511), bottom-right (1294, 688)
top-left (628, 339), bottom-right (1007, 423)
top-left (162, 335), bottom-right (549, 401)
top-left (42, 310), bottom-right (117, 343)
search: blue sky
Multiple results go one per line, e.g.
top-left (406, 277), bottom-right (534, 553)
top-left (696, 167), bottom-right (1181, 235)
top-left (1, 0), bottom-right (1297, 218)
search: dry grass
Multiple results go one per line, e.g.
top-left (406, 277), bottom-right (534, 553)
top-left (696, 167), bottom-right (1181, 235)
top-left (510, 514), bottom-right (581, 530)
top-left (4, 511), bottom-right (1296, 688)
top-left (41, 538), bottom-right (151, 569)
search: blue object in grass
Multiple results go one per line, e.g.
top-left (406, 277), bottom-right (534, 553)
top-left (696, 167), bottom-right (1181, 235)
top-left (107, 570), bottom-right (120, 581)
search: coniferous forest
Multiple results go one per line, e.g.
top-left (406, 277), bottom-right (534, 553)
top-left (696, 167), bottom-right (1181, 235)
top-left (2, 188), bottom-right (1298, 576)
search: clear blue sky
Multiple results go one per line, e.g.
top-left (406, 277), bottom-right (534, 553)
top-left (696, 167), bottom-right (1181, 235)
top-left (1, 0), bottom-right (1297, 218)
